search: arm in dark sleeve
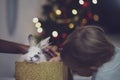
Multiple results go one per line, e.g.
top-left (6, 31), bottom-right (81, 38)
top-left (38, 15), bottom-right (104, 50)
top-left (0, 39), bottom-right (29, 54)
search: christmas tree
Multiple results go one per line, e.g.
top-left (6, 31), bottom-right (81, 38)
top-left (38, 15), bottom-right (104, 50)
top-left (32, 0), bottom-right (99, 48)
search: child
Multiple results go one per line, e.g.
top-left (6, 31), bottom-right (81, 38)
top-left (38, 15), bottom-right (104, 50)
top-left (60, 25), bottom-right (120, 80)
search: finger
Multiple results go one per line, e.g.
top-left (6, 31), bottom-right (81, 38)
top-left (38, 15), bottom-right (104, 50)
top-left (49, 48), bottom-right (58, 56)
top-left (49, 57), bottom-right (61, 62)
top-left (49, 58), bottom-right (55, 62)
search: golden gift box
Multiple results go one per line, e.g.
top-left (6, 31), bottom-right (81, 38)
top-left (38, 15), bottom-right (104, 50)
top-left (15, 62), bottom-right (68, 80)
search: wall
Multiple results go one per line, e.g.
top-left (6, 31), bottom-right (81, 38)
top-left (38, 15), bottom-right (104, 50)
top-left (0, 0), bottom-right (46, 77)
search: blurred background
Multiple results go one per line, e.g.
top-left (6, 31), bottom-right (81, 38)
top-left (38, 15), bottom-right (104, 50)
top-left (0, 0), bottom-right (120, 80)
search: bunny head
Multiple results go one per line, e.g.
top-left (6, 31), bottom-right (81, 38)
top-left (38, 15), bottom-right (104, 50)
top-left (23, 34), bottom-right (50, 64)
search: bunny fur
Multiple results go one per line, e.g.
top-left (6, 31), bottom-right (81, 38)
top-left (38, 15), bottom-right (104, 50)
top-left (18, 34), bottom-right (50, 64)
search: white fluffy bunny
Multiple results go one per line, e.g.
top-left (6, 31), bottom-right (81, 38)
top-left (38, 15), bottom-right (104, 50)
top-left (19, 34), bottom-right (50, 64)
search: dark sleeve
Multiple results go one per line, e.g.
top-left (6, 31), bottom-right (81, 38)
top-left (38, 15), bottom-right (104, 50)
top-left (0, 39), bottom-right (29, 54)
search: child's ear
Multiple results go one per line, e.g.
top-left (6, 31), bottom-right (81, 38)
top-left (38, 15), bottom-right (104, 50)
top-left (28, 34), bottom-right (36, 47)
top-left (38, 37), bottom-right (50, 49)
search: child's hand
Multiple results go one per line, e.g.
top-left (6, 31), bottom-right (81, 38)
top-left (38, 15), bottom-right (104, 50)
top-left (43, 46), bottom-right (61, 62)
top-left (49, 55), bottom-right (61, 62)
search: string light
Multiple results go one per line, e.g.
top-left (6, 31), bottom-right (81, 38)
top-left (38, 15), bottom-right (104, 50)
top-left (52, 31), bottom-right (58, 38)
top-left (82, 18), bottom-right (87, 24)
top-left (79, 0), bottom-right (84, 5)
top-left (72, 9), bottom-right (78, 15)
top-left (92, 0), bottom-right (97, 4)
top-left (69, 23), bottom-right (74, 29)
top-left (35, 22), bottom-right (41, 28)
top-left (37, 27), bottom-right (43, 33)
top-left (32, 17), bottom-right (39, 23)
top-left (55, 9), bottom-right (62, 15)
top-left (74, 16), bottom-right (79, 21)
top-left (93, 14), bottom-right (99, 21)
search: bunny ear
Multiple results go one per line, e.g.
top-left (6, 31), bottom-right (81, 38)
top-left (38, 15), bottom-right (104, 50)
top-left (28, 34), bottom-right (36, 46)
top-left (38, 37), bottom-right (50, 49)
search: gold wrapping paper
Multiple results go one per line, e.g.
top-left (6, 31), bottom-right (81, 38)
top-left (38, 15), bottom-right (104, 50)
top-left (15, 62), bottom-right (68, 80)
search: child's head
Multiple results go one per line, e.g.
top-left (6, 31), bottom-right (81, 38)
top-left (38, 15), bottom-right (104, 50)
top-left (61, 25), bottom-right (115, 76)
